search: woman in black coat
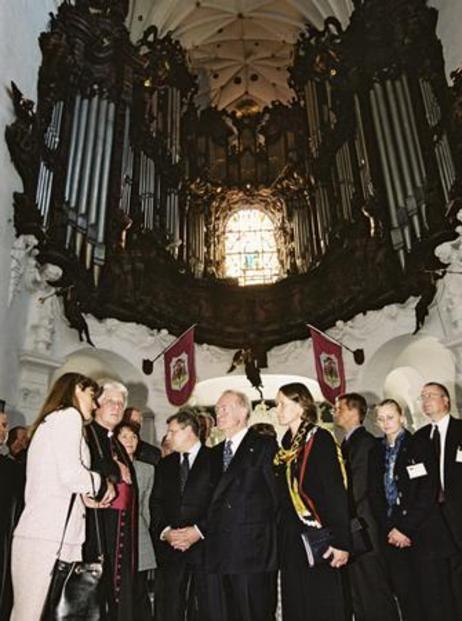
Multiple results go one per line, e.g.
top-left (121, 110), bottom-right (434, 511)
top-left (368, 399), bottom-right (456, 621)
top-left (274, 383), bottom-right (350, 621)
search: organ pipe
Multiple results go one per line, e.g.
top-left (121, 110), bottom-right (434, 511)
top-left (96, 101), bottom-right (115, 246)
top-left (401, 75), bottom-right (426, 184)
top-left (64, 94), bottom-right (82, 203)
top-left (370, 88), bottom-right (406, 268)
top-left (77, 94), bottom-right (99, 226)
top-left (384, 79), bottom-right (421, 240)
top-left (69, 98), bottom-right (89, 210)
top-left (88, 98), bottom-right (109, 228)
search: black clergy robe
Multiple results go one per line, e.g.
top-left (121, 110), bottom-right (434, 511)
top-left (84, 421), bottom-right (138, 621)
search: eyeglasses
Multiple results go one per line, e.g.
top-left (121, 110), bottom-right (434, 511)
top-left (417, 392), bottom-right (445, 402)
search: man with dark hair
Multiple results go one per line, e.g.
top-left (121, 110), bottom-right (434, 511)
top-left (205, 390), bottom-right (279, 621)
top-left (0, 405), bottom-right (25, 619)
top-left (6, 426), bottom-right (28, 462)
top-left (151, 407), bottom-right (217, 620)
top-left (334, 393), bottom-right (399, 621)
top-left (124, 407), bottom-right (161, 466)
top-left (415, 381), bottom-right (462, 616)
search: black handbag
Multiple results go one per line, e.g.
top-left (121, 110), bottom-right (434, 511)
top-left (300, 526), bottom-right (334, 567)
top-left (300, 518), bottom-right (371, 568)
top-left (41, 492), bottom-right (104, 620)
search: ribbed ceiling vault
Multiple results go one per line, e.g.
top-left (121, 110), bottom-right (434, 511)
top-left (127, 0), bottom-right (354, 113)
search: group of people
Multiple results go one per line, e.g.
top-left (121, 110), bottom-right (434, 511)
top-left (1, 374), bottom-right (462, 621)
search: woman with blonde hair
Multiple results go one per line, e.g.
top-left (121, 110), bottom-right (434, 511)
top-left (10, 372), bottom-right (115, 620)
top-left (274, 382), bottom-right (349, 621)
top-left (368, 399), bottom-right (456, 620)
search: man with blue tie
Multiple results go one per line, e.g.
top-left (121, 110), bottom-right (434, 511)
top-left (206, 390), bottom-right (279, 621)
top-left (151, 408), bottom-right (217, 621)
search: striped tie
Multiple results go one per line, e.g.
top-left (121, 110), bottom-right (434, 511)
top-left (223, 440), bottom-right (233, 471)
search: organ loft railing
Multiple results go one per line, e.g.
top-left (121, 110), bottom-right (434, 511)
top-left (5, 0), bottom-right (462, 350)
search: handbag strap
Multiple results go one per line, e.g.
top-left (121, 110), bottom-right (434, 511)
top-left (89, 467), bottom-right (104, 561)
top-left (56, 494), bottom-right (77, 559)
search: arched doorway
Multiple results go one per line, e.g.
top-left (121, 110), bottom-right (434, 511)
top-left (53, 348), bottom-right (158, 444)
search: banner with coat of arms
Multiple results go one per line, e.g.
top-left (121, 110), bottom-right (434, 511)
top-left (164, 326), bottom-right (196, 406)
top-left (309, 325), bottom-right (346, 404)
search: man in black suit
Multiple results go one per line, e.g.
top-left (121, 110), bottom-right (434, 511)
top-left (414, 381), bottom-right (462, 617)
top-left (206, 390), bottom-right (279, 621)
top-left (334, 392), bottom-right (399, 621)
top-left (151, 408), bottom-right (217, 621)
top-left (0, 405), bottom-right (25, 620)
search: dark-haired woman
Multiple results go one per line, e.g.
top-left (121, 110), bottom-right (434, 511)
top-left (368, 399), bottom-right (456, 621)
top-left (10, 372), bottom-right (116, 620)
top-left (274, 383), bottom-right (349, 621)
top-left (115, 422), bottom-right (156, 621)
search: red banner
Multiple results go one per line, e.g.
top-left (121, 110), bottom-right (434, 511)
top-left (164, 327), bottom-right (196, 406)
top-left (309, 326), bottom-right (346, 404)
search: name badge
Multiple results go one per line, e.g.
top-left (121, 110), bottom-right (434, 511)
top-left (407, 463), bottom-right (427, 479)
top-left (456, 448), bottom-right (462, 463)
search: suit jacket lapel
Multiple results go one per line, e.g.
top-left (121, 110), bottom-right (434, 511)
top-left (184, 445), bottom-right (206, 493)
top-left (171, 452), bottom-right (182, 498)
top-left (212, 429), bottom-right (255, 502)
top-left (445, 417), bottom-right (458, 487)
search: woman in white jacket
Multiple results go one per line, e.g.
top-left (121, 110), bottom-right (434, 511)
top-left (10, 372), bottom-right (115, 620)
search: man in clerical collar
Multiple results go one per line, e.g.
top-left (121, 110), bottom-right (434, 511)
top-left (334, 392), bottom-right (399, 621)
top-left (85, 380), bottom-right (137, 621)
top-left (415, 381), bottom-right (462, 617)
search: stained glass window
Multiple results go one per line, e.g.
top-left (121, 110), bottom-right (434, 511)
top-left (224, 209), bottom-right (281, 285)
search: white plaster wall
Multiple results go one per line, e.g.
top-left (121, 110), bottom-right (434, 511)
top-left (0, 0), bottom-right (59, 409)
top-left (430, 0), bottom-right (462, 77)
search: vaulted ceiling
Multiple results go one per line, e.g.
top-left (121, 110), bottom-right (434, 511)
top-left (127, 0), bottom-right (354, 113)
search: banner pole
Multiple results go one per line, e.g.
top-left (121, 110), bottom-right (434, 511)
top-left (307, 323), bottom-right (355, 354)
top-left (150, 324), bottom-right (197, 365)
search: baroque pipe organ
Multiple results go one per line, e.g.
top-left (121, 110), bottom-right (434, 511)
top-left (5, 0), bottom-right (461, 350)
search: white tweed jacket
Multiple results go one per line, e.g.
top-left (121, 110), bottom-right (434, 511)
top-left (14, 407), bottom-right (101, 547)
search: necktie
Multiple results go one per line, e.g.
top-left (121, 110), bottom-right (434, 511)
top-left (432, 425), bottom-right (444, 503)
top-left (180, 452), bottom-right (189, 493)
top-left (223, 440), bottom-right (233, 471)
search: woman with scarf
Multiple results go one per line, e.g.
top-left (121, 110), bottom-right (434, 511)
top-left (368, 399), bottom-right (456, 621)
top-left (274, 383), bottom-right (349, 621)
